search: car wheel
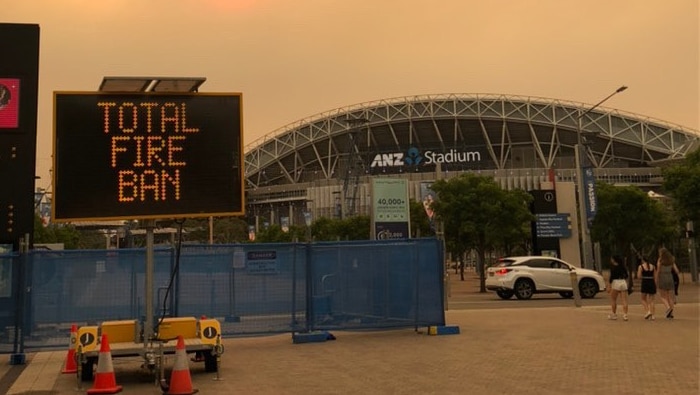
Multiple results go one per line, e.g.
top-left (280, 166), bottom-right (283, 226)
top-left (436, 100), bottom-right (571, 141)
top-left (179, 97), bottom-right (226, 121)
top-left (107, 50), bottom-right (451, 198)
top-left (514, 279), bottom-right (534, 300)
top-left (496, 290), bottom-right (514, 300)
top-left (579, 278), bottom-right (598, 299)
top-left (559, 291), bottom-right (574, 298)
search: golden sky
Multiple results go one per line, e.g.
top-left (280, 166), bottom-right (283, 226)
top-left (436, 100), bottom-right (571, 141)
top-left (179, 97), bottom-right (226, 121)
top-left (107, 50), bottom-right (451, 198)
top-left (4, 0), bottom-right (699, 186)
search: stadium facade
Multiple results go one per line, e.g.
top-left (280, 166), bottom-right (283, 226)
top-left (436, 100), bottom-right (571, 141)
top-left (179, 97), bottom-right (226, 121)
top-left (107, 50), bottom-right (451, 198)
top-left (243, 94), bottom-right (700, 228)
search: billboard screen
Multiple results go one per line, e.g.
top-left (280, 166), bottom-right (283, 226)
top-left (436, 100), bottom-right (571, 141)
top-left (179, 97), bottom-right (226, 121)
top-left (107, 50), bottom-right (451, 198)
top-left (53, 92), bottom-right (244, 221)
top-left (0, 78), bottom-right (20, 128)
top-left (0, 23), bottom-right (40, 249)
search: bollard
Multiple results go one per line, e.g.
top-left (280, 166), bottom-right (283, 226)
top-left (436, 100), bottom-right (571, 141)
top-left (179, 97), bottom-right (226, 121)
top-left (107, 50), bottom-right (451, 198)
top-left (213, 334), bottom-right (224, 381)
top-left (157, 341), bottom-right (166, 390)
top-left (569, 268), bottom-right (582, 307)
top-left (75, 345), bottom-right (83, 390)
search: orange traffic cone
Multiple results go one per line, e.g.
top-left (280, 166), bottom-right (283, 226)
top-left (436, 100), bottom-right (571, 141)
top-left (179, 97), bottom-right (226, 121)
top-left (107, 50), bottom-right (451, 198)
top-left (61, 324), bottom-right (78, 374)
top-left (165, 335), bottom-right (198, 395)
top-left (87, 334), bottom-right (122, 394)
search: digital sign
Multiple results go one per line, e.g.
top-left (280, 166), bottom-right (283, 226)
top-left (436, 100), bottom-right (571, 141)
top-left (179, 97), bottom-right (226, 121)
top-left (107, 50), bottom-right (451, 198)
top-left (0, 23), bottom-right (40, 249)
top-left (53, 92), bottom-right (244, 222)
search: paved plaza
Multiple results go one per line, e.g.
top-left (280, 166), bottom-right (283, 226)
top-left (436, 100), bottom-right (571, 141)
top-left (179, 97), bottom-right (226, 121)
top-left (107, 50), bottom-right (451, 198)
top-left (1, 274), bottom-right (698, 394)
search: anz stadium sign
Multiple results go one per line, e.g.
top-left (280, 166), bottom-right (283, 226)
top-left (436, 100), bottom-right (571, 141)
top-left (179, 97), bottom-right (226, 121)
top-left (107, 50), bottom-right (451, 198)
top-left (370, 147), bottom-right (482, 168)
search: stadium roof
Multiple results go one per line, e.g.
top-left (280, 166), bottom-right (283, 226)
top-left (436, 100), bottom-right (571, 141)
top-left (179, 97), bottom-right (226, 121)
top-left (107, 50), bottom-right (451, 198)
top-left (244, 93), bottom-right (699, 189)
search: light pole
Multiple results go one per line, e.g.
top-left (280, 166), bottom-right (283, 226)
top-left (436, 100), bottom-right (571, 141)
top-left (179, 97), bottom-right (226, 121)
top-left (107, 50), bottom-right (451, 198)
top-left (576, 86), bottom-right (628, 270)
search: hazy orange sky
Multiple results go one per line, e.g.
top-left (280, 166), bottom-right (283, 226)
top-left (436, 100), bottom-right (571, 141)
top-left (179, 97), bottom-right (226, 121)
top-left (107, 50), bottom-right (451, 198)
top-left (4, 0), bottom-right (699, 188)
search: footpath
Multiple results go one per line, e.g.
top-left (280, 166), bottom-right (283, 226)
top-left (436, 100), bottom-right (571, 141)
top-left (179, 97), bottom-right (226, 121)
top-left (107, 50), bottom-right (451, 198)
top-left (0, 272), bottom-right (697, 394)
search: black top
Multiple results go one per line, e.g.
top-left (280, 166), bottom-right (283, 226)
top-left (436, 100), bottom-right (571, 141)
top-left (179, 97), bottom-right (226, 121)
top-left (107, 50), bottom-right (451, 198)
top-left (640, 264), bottom-right (655, 280)
top-left (610, 264), bottom-right (628, 281)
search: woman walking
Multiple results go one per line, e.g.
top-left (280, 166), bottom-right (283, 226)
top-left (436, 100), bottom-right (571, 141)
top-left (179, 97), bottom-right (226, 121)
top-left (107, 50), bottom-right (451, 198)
top-left (607, 255), bottom-right (629, 321)
top-left (655, 247), bottom-right (680, 319)
top-left (636, 256), bottom-right (656, 320)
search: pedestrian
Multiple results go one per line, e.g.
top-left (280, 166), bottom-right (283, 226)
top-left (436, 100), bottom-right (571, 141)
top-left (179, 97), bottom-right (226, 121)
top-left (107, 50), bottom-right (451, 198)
top-left (655, 247), bottom-right (680, 319)
top-left (607, 255), bottom-right (629, 321)
top-left (636, 255), bottom-right (656, 320)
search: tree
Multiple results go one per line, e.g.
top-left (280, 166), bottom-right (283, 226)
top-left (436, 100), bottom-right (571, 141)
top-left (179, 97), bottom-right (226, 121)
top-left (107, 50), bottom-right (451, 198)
top-left (255, 224), bottom-right (295, 243)
top-left (34, 213), bottom-right (105, 249)
top-left (338, 215), bottom-right (371, 240)
top-left (179, 218), bottom-right (210, 243)
top-left (77, 228), bottom-right (109, 249)
top-left (310, 215), bottom-right (371, 241)
top-left (311, 217), bottom-right (344, 241)
top-left (211, 217), bottom-right (249, 243)
top-left (430, 174), bottom-right (534, 290)
top-left (590, 183), bottom-right (677, 269)
top-left (663, 148), bottom-right (700, 223)
top-left (493, 188), bottom-right (534, 256)
top-left (33, 213), bottom-right (55, 244)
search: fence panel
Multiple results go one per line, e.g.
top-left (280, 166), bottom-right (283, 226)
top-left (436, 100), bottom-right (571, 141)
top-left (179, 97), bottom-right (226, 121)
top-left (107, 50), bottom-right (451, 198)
top-left (0, 251), bottom-right (19, 354)
top-left (309, 239), bottom-right (444, 330)
top-left (176, 243), bottom-right (308, 335)
top-left (0, 238), bottom-right (445, 353)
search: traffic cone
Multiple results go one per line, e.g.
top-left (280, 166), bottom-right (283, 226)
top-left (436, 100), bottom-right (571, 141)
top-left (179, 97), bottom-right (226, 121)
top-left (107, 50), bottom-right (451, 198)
top-left (87, 334), bottom-right (122, 394)
top-left (61, 324), bottom-right (78, 374)
top-left (165, 335), bottom-right (198, 395)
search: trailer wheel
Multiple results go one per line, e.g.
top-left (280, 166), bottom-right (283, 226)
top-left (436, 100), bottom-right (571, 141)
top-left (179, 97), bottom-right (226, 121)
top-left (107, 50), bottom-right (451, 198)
top-left (81, 357), bottom-right (97, 382)
top-left (204, 351), bottom-right (217, 373)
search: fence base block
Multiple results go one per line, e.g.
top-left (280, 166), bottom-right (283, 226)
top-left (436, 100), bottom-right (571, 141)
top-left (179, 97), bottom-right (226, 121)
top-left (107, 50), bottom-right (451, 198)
top-left (428, 325), bottom-right (460, 336)
top-left (9, 353), bottom-right (26, 365)
top-left (293, 331), bottom-right (335, 344)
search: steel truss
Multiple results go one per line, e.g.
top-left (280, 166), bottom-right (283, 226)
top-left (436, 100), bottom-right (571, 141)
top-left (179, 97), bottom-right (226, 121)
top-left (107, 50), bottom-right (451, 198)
top-left (244, 94), bottom-right (699, 189)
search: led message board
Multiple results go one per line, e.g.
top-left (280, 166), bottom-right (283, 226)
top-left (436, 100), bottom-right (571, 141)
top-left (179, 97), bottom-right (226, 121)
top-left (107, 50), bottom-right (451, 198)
top-left (53, 92), bottom-right (243, 222)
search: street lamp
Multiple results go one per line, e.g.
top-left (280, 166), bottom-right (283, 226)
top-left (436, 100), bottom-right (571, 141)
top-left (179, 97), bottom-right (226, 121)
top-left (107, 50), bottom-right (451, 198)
top-left (576, 86), bottom-right (627, 270)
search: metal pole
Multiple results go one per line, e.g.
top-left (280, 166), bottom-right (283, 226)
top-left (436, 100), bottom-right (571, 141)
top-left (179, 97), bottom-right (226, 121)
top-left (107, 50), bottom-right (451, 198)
top-left (20, 233), bottom-right (29, 354)
top-left (575, 143), bottom-right (592, 269)
top-left (687, 221), bottom-right (698, 282)
top-left (143, 219), bottom-right (155, 344)
top-left (10, 235), bottom-right (29, 364)
top-left (575, 86), bottom-right (628, 269)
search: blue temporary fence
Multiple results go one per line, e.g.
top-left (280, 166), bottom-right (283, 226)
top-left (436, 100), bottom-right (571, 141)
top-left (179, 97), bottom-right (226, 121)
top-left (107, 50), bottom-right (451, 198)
top-left (0, 238), bottom-right (445, 353)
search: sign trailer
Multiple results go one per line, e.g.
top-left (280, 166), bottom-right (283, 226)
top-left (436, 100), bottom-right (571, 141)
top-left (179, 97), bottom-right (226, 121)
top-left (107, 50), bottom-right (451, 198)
top-left (51, 90), bottom-right (241, 381)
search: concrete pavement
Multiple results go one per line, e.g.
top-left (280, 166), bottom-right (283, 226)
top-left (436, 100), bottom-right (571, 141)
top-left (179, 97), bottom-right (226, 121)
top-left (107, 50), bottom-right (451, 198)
top-left (1, 273), bottom-right (698, 394)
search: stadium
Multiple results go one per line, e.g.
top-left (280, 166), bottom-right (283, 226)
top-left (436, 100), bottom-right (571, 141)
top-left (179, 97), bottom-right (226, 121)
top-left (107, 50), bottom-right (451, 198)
top-left (243, 93), bottom-right (700, 227)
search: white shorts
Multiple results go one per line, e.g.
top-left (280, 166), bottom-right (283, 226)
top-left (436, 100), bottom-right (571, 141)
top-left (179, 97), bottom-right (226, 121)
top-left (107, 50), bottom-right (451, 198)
top-left (611, 279), bottom-right (628, 292)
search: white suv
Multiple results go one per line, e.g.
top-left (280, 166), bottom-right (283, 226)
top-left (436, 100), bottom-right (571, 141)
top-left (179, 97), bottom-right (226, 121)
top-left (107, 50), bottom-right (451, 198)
top-left (485, 256), bottom-right (606, 300)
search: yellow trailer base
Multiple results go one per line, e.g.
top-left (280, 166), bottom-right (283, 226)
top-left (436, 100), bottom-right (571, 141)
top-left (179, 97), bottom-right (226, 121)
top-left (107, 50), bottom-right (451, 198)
top-left (75, 317), bottom-right (222, 382)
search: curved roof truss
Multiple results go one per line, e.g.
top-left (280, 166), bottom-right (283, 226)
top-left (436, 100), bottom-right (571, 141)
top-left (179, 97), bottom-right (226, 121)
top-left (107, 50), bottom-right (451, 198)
top-left (244, 94), bottom-right (699, 189)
